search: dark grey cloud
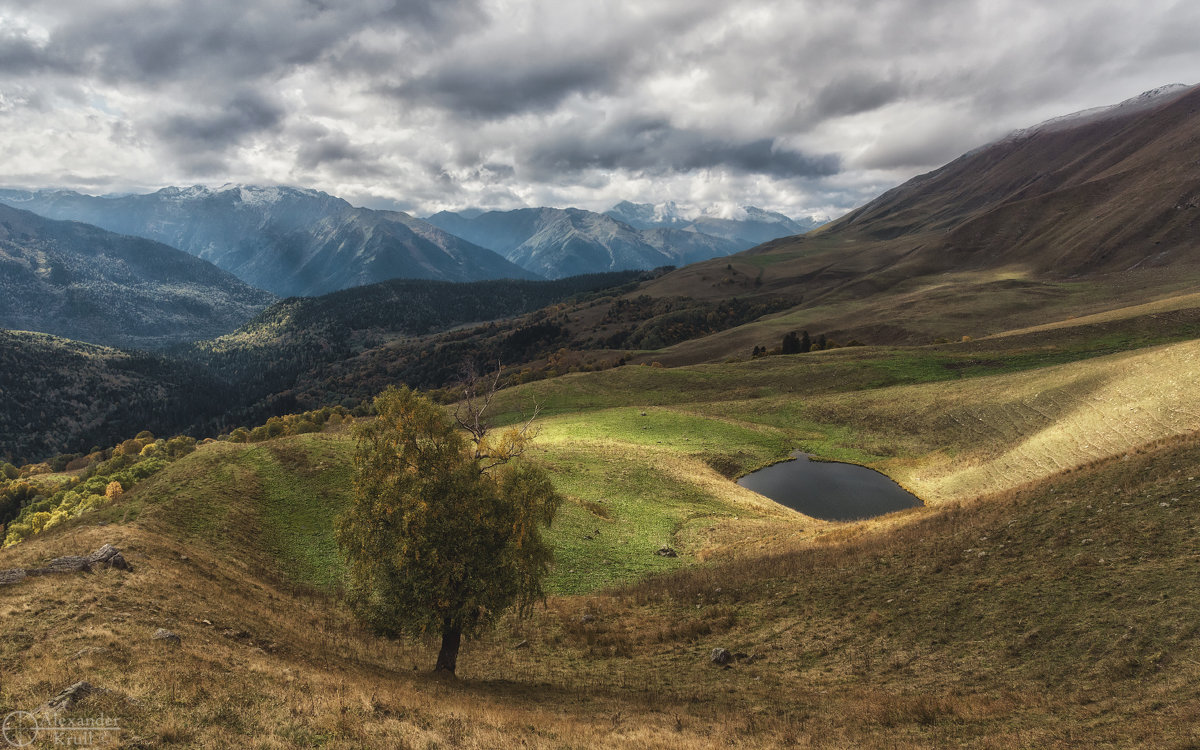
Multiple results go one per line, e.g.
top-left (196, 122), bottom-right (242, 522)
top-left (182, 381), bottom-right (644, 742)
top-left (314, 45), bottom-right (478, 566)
top-left (27, 0), bottom-right (478, 87)
top-left (152, 90), bottom-right (284, 152)
top-left (0, 27), bottom-right (76, 75)
top-left (810, 73), bottom-right (906, 120)
top-left (379, 0), bottom-right (484, 32)
top-left (523, 117), bottom-right (840, 180)
top-left (295, 130), bottom-right (388, 177)
top-left (297, 134), bottom-right (367, 170)
top-left (393, 53), bottom-right (621, 117)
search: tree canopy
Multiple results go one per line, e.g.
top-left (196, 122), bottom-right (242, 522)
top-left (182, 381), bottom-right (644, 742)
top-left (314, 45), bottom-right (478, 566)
top-left (336, 385), bottom-right (561, 674)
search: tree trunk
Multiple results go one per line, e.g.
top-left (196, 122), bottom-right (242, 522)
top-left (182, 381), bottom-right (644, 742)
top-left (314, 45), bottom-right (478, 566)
top-left (435, 618), bottom-right (462, 675)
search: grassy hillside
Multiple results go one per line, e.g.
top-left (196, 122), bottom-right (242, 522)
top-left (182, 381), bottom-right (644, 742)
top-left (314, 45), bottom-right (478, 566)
top-left (487, 318), bottom-right (1200, 504)
top-left (2, 408), bottom-right (1198, 747)
top-left (4, 286), bottom-right (1200, 746)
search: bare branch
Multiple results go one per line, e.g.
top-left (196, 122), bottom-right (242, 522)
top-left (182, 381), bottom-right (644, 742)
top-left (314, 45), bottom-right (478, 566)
top-left (454, 360), bottom-right (511, 462)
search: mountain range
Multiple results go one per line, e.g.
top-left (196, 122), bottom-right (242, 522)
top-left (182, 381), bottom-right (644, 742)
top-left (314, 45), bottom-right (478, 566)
top-left (0, 186), bottom-right (535, 297)
top-left (0, 203), bottom-right (274, 349)
top-left (425, 204), bottom-right (821, 279)
top-left (605, 201), bottom-right (823, 245)
top-left (0, 186), bottom-right (821, 293)
top-left (423, 207), bottom-right (739, 278)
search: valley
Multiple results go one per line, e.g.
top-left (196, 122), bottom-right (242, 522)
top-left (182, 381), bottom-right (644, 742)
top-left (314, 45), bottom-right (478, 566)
top-left (1, 81), bottom-right (1199, 748)
top-left (4, 306), bottom-right (1200, 746)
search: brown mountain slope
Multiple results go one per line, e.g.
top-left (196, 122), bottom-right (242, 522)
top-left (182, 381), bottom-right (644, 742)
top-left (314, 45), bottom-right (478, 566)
top-left (631, 84), bottom-right (1200, 358)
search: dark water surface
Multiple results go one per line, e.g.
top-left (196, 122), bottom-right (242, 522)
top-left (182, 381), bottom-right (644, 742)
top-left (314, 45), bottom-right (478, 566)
top-left (738, 452), bottom-right (923, 521)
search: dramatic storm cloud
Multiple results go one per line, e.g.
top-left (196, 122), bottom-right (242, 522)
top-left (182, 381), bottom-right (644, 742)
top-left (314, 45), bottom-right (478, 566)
top-left (0, 0), bottom-right (1197, 218)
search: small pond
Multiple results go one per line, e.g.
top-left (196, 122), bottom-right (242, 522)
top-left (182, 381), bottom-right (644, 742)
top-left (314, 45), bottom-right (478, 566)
top-left (737, 452), bottom-right (923, 521)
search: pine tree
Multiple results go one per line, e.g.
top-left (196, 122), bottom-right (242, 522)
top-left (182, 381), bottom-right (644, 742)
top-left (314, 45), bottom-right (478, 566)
top-left (781, 331), bottom-right (801, 354)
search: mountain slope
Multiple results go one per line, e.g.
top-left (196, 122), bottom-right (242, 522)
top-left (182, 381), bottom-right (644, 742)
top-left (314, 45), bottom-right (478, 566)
top-left (632, 83), bottom-right (1200, 357)
top-left (0, 186), bottom-right (536, 296)
top-left (426, 207), bottom-right (743, 278)
top-left (824, 83), bottom-right (1200, 275)
top-left (0, 204), bottom-right (274, 348)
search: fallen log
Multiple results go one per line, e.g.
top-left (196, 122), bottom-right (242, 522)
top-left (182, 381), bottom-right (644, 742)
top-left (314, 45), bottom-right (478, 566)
top-left (0, 544), bottom-right (132, 586)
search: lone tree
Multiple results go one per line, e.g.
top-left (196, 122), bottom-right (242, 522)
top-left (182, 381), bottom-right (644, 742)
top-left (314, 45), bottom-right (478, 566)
top-left (336, 380), bottom-right (561, 675)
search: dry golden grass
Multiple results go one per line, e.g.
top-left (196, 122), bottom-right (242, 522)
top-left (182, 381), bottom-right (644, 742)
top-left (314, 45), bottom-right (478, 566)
top-left (798, 338), bottom-right (1200, 505)
top-left (3, 427), bottom-right (1200, 747)
top-left (988, 290), bottom-right (1200, 338)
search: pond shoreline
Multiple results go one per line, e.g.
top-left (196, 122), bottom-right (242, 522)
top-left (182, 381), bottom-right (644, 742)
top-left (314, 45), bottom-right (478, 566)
top-left (737, 451), bottom-right (923, 522)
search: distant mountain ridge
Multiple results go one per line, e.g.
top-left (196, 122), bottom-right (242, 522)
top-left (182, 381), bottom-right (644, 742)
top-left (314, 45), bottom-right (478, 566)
top-left (0, 185), bottom-right (536, 297)
top-left (425, 206), bottom-right (745, 278)
top-left (0, 203), bottom-right (274, 349)
top-left (605, 201), bottom-right (823, 245)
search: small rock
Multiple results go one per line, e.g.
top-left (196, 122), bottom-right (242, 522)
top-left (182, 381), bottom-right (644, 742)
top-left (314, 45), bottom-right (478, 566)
top-left (70, 647), bottom-right (107, 661)
top-left (152, 628), bottom-right (181, 645)
top-left (41, 681), bottom-right (94, 713)
top-left (656, 546), bottom-right (678, 558)
top-left (710, 648), bottom-right (732, 665)
top-left (579, 614), bottom-right (596, 624)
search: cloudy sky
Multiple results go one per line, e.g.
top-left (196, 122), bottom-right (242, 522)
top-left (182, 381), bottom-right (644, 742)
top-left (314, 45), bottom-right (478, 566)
top-left (1, 0), bottom-right (1197, 219)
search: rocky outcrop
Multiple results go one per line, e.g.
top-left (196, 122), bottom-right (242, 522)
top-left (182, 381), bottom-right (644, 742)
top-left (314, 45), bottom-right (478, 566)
top-left (0, 543), bottom-right (132, 586)
top-left (40, 681), bottom-right (95, 713)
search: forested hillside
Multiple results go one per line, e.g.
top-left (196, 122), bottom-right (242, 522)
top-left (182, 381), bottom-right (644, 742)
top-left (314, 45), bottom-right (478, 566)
top-left (0, 203), bottom-right (274, 348)
top-left (1, 272), bottom-right (661, 462)
top-left (0, 331), bottom-right (230, 464)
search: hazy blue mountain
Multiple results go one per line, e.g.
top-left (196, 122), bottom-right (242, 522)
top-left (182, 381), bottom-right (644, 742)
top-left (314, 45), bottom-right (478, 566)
top-left (425, 207), bottom-right (742, 278)
top-left (0, 203), bottom-right (274, 349)
top-left (605, 201), bottom-right (823, 246)
top-left (0, 185), bottom-right (537, 296)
